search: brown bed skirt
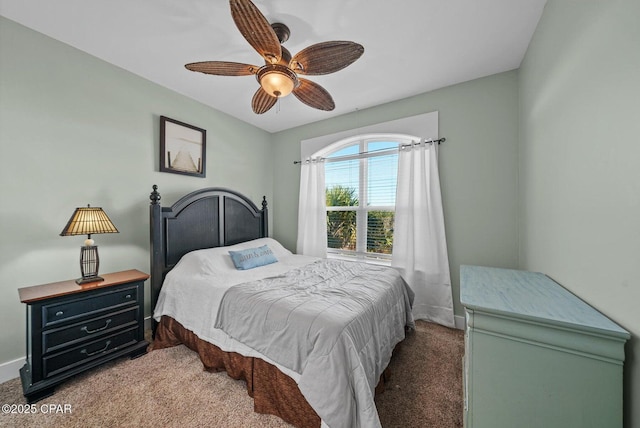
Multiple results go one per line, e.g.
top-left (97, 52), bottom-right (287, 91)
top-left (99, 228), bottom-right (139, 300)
top-left (151, 316), bottom-right (392, 428)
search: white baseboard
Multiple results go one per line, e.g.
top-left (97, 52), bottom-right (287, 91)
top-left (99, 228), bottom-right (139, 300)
top-left (145, 315), bottom-right (152, 331)
top-left (0, 357), bottom-right (23, 384)
top-left (454, 314), bottom-right (466, 330)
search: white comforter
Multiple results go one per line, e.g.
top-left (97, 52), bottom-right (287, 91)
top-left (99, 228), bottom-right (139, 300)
top-left (153, 238), bottom-right (414, 428)
top-left (153, 238), bottom-right (316, 379)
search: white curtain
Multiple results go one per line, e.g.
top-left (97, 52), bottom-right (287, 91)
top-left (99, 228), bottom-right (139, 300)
top-left (296, 158), bottom-right (327, 258)
top-left (392, 140), bottom-right (455, 328)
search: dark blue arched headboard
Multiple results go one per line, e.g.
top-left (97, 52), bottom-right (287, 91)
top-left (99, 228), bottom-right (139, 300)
top-left (149, 185), bottom-right (268, 331)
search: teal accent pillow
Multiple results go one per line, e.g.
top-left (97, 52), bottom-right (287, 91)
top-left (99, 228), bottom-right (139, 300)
top-left (228, 245), bottom-right (278, 270)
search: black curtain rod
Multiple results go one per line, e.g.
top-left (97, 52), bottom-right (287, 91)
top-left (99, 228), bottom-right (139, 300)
top-left (293, 137), bottom-right (446, 165)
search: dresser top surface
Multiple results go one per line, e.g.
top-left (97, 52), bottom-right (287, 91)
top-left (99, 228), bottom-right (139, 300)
top-left (18, 269), bottom-right (149, 303)
top-left (460, 265), bottom-right (628, 337)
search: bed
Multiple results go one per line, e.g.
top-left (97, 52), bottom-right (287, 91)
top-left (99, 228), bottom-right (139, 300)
top-left (148, 185), bottom-right (414, 428)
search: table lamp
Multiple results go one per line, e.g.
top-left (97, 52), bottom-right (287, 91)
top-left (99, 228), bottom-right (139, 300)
top-left (60, 205), bottom-right (119, 284)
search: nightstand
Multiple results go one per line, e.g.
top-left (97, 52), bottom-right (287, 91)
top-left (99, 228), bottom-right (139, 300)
top-left (18, 269), bottom-right (149, 403)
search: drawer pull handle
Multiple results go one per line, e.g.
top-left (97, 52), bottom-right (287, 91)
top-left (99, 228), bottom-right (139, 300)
top-left (81, 340), bottom-right (111, 357)
top-left (81, 319), bottom-right (112, 334)
top-left (125, 294), bottom-right (132, 299)
top-left (55, 311), bottom-right (64, 317)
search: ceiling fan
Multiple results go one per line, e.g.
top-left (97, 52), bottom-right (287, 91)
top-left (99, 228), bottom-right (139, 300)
top-left (185, 0), bottom-right (364, 114)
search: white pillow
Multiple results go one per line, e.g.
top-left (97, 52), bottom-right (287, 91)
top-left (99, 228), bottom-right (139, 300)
top-left (176, 238), bottom-right (292, 275)
top-left (226, 238), bottom-right (292, 258)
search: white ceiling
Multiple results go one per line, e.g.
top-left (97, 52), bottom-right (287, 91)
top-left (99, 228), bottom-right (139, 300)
top-left (0, 0), bottom-right (546, 133)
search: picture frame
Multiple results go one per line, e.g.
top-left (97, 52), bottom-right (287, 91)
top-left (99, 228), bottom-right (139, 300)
top-left (159, 116), bottom-right (206, 177)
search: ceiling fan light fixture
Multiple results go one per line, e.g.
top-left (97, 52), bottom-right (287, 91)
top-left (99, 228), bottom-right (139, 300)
top-left (187, 0), bottom-right (363, 113)
top-left (257, 64), bottom-right (298, 98)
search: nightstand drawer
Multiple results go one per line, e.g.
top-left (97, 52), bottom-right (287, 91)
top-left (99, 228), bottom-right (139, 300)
top-left (43, 307), bottom-right (139, 354)
top-left (42, 285), bottom-right (139, 327)
top-left (43, 326), bottom-right (138, 378)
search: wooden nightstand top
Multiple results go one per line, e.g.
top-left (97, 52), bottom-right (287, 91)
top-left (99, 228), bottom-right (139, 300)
top-left (18, 269), bottom-right (149, 304)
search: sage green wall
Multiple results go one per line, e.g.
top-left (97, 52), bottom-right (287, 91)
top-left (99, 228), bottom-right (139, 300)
top-left (0, 17), bottom-right (273, 364)
top-left (518, 1), bottom-right (640, 426)
top-left (271, 71), bottom-right (521, 317)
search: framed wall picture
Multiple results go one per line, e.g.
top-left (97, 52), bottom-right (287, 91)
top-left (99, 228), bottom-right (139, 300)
top-left (160, 116), bottom-right (206, 177)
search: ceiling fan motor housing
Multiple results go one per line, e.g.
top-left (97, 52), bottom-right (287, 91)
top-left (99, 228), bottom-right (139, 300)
top-left (271, 23), bottom-right (290, 44)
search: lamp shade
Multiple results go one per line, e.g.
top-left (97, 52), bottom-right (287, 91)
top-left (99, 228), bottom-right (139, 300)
top-left (60, 205), bottom-right (118, 284)
top-left (60, 205), bottom-right (119, 238)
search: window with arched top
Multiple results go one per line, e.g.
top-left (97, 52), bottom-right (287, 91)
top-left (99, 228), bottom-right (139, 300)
top-left (321, 134), bottom-right (417, 261)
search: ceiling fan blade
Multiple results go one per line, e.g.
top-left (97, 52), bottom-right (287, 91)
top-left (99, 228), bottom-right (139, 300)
top-left (252, 87), bottom-right (277, 114)
top-left (230, 0), bottom-right (282, 64)
top-left (292, 78), bottom-right (335, 111)
top-left (291, 41), bottom-right (364, 75)
top-left (185, 61), bottom-right (259, 76)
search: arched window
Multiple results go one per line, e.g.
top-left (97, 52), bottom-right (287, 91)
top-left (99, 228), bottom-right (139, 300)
top-left (321, 134), bottom-right (416, 261)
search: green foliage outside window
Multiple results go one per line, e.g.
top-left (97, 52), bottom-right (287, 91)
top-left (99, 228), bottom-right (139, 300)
top-left (326, 186), bottom-right (394, 255)
top-left (367, 211), bottom-right (394, 254)
top-left (326, 186), bottom-right (357, 250)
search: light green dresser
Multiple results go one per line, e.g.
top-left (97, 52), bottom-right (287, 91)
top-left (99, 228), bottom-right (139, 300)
top-left (460, 265), bottom-right (629, 428)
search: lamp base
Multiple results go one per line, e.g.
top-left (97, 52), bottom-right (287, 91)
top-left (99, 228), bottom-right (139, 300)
top-left (78, 245), bottom-right (102, 285)
top-left (76, 276), bottom-right (105, 285)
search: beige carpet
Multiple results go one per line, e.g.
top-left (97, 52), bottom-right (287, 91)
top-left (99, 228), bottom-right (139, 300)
top-left (0, 321), bottom-right (463, 428)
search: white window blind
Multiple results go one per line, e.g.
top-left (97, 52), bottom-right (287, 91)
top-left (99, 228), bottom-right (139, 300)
top-left (325, 139), bottom-right (401, 261)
